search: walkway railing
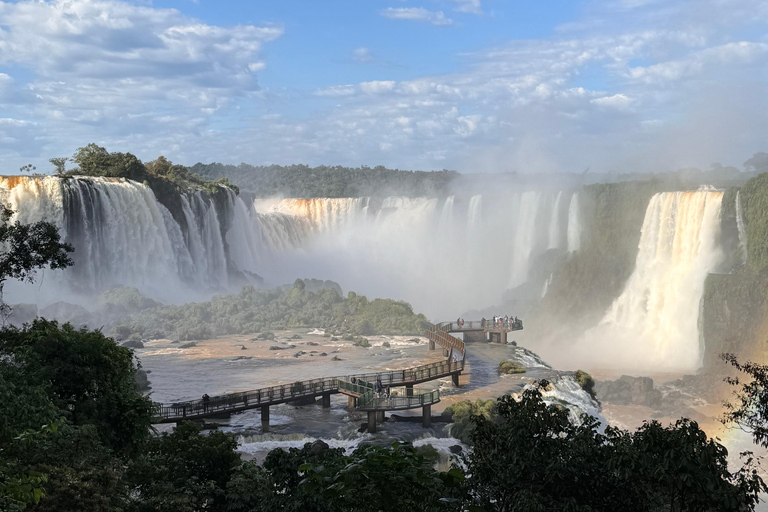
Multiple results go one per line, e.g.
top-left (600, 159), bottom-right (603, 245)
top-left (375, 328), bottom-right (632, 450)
top-left (438, 319), bottom-right (523, 331)
top-left (357, 388), bottom-right (440, 411)
top-left (152, 333), bottom-right (465, 422)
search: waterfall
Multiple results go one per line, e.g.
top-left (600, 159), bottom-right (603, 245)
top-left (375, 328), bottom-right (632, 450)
top-left (467, 195), bottom-right (482, 228)
top-left (736, 191), bottom-right (748, 264)
top-left (509, 191), bottom-right (542, 288)
top-left (439, 196), bottom-right (454, 230)
top-left (548, 191), bottom-right (563, 249)
top-left (585, 190), bottom-right (725, 370)
top-left (566, 192), bottom-right (581, 252)
top-left (1, 176), bottom-right (583, 319)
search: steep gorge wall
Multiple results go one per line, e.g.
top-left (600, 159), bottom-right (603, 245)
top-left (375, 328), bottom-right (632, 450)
top-left (702, 174), bottom-right (768, 365)
top-left (535, 180), bottom-right (662, 330)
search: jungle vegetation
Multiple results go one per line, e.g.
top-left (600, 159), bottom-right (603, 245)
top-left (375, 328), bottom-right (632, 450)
top-left (187, 162), bottom-right (457, 197)
top-left (108, 279), bottom-right (432, 341)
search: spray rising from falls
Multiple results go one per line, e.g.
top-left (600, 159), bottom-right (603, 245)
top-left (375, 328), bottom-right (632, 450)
top-left (736, 191), bottom-right (748, 264)
top-left (579, 190), bottom-right (724, 371)
top-left (1, 177), bottom-right (583, 318)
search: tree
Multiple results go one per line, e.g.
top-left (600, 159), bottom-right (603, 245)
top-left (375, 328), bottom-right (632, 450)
top-left (299, 443), bottom-right (464, 512)
top-left (744, 152), bottom-right (768, 173)
top-left (126, 422), bottom-right (241, 512)
top-left (721, 353), bottom-right (768, 447)
top-left (0, 320), bottom-right (153, 454)
top-left (0, 204), bottom-right (73, 319)
top-left (48, 158), bottom-right (68, 175)
top-left (465, 380), bottom-right (765, 512)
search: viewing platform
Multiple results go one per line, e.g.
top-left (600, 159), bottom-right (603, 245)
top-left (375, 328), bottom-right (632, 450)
top-left (438, 318), bottom-right (523, 344)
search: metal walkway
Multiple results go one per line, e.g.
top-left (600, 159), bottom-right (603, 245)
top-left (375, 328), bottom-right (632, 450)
top-left (152, 325), bottom-right (466, 431)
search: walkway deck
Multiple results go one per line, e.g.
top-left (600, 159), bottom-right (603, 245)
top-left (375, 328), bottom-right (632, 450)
top-left (151, 324), bottom-right (468, 431)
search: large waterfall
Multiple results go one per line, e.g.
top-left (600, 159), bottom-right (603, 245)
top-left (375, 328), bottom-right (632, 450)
top-left (0, 177), bottom-right (579, 317)
top-left (579, 190), bottom-right (725, 371)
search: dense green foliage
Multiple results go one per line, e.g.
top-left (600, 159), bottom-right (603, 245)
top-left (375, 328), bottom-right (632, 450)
top-left (59, 144), bottom-right (237, 195)
top-left (188, 162), bottom-right (457, 197)
top-left (465, 381), bottom-right (766, 512)
top-left (3, 326), bottom-right (765, 511)
top-left (0, 204), bottom-right (73, 305)
top-left (0, 320), bottom-right (153, 511)
top-left (110, 281), bottom-right (432, 341)
top-left (444, 399), bottom-right (497, 445)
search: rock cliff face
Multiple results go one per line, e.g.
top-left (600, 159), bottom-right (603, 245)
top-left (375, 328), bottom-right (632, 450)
top-left (596, 376), bottom-right (662, 408)
top-left (701, 174), bottom-right (768, 365)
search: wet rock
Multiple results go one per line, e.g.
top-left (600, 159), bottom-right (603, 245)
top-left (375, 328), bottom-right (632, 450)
top-left (121, 339), bottom-right (145, 349)
top-left (310, 439), bottom-right (330, 454)
top-left (232, 356), bottom-right (253, 361)
top-left (178, 342), bottom-right (197, 349)
top-left (306, 341), bottom-right (319, 346)
top-left (595, 375), bottom-right (662, 408)
top-left (134, 369), bottom-right (151, 391)
top-left (293, 351), bottom-right (306, 358)
top-left (509, 341), bottom-right (518, 346)
top-left (319, 352), bottom-right (327, 356)
top-left (449, 445), bottom-right (463, 454)
top-left (332, 355), bottom-right (342, 361)
top-left (240, 345), bottom-right (248, 350)
top-left (269, 345), bottom-right (287, 351)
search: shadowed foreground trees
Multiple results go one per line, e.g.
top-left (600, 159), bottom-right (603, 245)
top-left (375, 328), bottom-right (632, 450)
top-left (1, 323), bottom-right (765, 511)
top-left (466, 382), bottom-right (765, 512)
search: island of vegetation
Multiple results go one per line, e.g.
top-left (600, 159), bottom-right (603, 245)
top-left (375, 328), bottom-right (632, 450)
top-left (107, 279), bottom-right (431, 342)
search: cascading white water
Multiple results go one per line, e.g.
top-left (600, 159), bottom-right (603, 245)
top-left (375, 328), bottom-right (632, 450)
top-left (439, 196), bottom-right (454, 230)
top-left (467, 195), bottom-right (482, 228)
top-left (736, 191), bottom-right (748, 264)
top-left (566, 192), bottom-right (581, 252)
top-left (548, 191), bottom-right (563, 249)
top-left (1, 176), bottom-right (582, 318)
top-left (580, 190), bottom-right (725, 370)
top-left (509, 191), bottom-right (542, 288)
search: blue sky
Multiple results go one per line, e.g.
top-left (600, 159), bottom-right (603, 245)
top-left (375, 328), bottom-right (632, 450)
top-left (0, 0), bottom-right (767, 173)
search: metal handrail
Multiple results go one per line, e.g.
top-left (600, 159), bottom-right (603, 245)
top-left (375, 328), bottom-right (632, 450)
top-left (152, 336), bottom-right (465, 421)
top-left (437, 319), bottom-right (523, 331)
top-left (356, 388), bottom-right (440, 411)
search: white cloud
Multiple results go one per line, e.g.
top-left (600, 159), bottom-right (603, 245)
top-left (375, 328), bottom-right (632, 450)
top-left (449, 0), bottom-right (482, 15)
top-left (379, 8), bottom-right (457, 27)
top-left (360, 81), bottom-right (396, 94)
top-left (352, 47), bottom-right (374, 63)
top-left (591, 93), bottom-right (633, 109)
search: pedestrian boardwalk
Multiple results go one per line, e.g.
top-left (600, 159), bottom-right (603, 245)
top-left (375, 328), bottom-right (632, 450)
top-left (151, 324), bottom-right (468, 431)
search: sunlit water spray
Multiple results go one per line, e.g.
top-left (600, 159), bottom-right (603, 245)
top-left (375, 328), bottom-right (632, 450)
top-left (574, 190), bottom-right (724, 371)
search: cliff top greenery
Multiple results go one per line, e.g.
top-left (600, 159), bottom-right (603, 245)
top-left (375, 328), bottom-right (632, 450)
top-left (109, 279), bottom-right (432, 341)
top-left (187, 161), bottom-right (457, 197)
top-left (52, 143), bottom-right (238, 195)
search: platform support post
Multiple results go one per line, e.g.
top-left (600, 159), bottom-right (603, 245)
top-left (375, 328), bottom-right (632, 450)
top-left (322, 392), bottom-right (331, 408)
top-left (422, 405), bottom-right (432, 427)
top-left (261, 405), bottom-right (270, 430)
top-left (452, 372), bottom-right (460, 387)
top-left (367, 411), bottom-right (377, 433)
top-left (406, 384), bottom-right (413, 397)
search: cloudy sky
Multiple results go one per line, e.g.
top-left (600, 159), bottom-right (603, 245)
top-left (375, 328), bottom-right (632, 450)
top-left (0, 0), bottom-right (767, 174)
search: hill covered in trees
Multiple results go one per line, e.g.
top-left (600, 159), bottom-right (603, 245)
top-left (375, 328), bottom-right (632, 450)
top-left (107, 279), bottom-right (431, 342)
top-left (187, 162), bottom-right (457, 197)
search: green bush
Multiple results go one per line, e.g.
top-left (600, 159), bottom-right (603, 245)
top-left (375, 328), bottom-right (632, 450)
top-left (445, 399), bottom-right (497, 445)
top-left (498, 361), bottom-right (526, 375)
top-left (574, 370), bottom-right (596, 400)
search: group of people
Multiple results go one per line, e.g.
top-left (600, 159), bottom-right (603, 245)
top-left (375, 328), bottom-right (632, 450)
top-left (374, 377), bottom-right (391, 399)
top-left (481, 315), bottom-right (522, 330)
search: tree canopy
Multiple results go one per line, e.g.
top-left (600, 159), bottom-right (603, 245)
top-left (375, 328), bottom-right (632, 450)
top-left (0, 205), bottom-right (73, 301)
